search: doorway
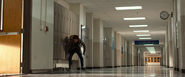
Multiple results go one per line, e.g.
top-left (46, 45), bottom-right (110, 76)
top-left (0, 0), bottom-right (23, 74)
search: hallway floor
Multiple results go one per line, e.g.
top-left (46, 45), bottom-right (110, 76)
top-left (4, 66), bottom-right (185, 77)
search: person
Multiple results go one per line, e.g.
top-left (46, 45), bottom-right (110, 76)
top-left (66, 35), bottom-right (86, 71)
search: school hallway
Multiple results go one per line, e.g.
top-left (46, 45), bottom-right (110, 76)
top-left (3, 66), bottom-right (185, 77)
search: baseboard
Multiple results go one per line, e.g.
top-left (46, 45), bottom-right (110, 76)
top-left (182, 69), bottom-right (185, 73)
top-left (174, 67), bottom-right (177, 70)
top-left (177, 68), bottom-right (179, 71)
top-left (127, 65), bottom-right (133, 67)
top-left (31, 69), bottom-right (53, 74)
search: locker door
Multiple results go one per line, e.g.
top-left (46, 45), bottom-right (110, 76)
top-left (57, 5), bottom-right (62, 59)
top-left (72, 13), bottom-right (75, 35)
top-left (54, 2), bottom-right (59, 59)
top-left (68, 11), bottom-right (71, 35)
top-left (61, 6), bottom-right (64, 33)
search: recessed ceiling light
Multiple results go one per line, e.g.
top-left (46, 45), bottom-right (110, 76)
top-left (137, 34), bottom-right (150, 36)
top-left (129, 25), bottom-right (148, 27)
top-left (133, 30), bottom-right (149, 32)
top-left (123, 17), bottom-right (145, 20)
top-left (139, 38), bottom-right (151, 39)
top-left (115, 6), bottom-right (142, 10)
top-left (146, 47), bottom-right (156, 53)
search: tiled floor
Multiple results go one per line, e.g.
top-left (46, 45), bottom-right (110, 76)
top-left (3, 66), bottom-right (185, 77)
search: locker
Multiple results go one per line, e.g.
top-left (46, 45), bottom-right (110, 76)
top-left (61, 6), bottom-right (65, 33)
top-left (64, 9), bottom-right (68, 34)
top-left (67, 10), bottom-right (71, 35)
top-left (54, 2), bottom-right (59, 60)
top-left (58, 5), bottom-right (62, 32)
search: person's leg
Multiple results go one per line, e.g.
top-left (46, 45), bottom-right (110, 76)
top-left (68, 50), bottom-right (75, 69)
top-left (76, 51), bottom-right (84, 68)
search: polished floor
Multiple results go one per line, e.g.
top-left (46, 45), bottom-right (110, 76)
top-left (3, 66), bottom-right (185, 77)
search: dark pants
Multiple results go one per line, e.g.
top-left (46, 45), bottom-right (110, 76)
top-left (68, 49), bottom-right (84, 68)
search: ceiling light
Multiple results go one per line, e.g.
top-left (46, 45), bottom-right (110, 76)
top-left (137, 34), bottom-right (150, 36)
top-left (129, 25), bottom-right (148, 27)
top-left (115, 6), bottom-right (142, 10)
top-left (146, 47), bottom-right (156, 53)
top-left (139, 38), bottom-right (151, 39)
top-left (123, 17), bottom-right (145, 20)
top-left (133, 30), bottom-right (149, 32)
top-left (144, 44), bottom-right (153, 46)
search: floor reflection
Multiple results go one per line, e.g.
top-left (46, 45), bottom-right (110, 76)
top-left (3, 66), bottom-right (185, 77)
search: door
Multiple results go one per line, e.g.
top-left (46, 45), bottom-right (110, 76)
top-left (0, 0), bottom-right (22, 74)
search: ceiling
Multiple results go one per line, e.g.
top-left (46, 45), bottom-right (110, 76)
top-left (137, 45), bottom-right (162, 53)
top-left (64, 0), bottom-right (172, 53)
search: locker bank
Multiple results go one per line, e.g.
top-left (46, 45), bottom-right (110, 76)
top-left (0, 0), bottom-right (185, 77)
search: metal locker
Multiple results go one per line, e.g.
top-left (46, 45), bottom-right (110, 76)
top-left (58, 5), bottom-right (62, 33)
top-left (54, 2), bottom-right (59, 60)
top-left (68, 11), bottom-right (72, 35)
top-left (61, 33), bottom-right (68, 59)
top-left (66, 9), bottom-right (69, 34)
top-left (61, 6), bottom-right (64, 33)
top-left (71, 13), bottom-right (74, 35)
top-left (64, 8), bottom-right (67, 34)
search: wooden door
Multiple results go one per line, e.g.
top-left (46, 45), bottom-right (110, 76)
top-left (0, 0), bottom-right (22, 74)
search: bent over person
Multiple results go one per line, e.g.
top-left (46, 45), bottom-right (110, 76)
top-left (67, 35), bottom-right (86, 71)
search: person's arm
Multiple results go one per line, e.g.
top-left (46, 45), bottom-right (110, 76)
top-left (80, 39), bottom-right (86, 55)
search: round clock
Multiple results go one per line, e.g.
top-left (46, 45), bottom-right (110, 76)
top-left (160, 11), bottom-right (169, 20)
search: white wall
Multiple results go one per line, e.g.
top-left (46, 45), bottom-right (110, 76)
top-left (116, 33), bottom-right (121, 66)
top-left (54, 0), bottom-right (69, 9)
top-left (31, 0), bottom-right (54, 70)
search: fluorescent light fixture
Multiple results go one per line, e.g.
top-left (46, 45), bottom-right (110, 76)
top-left (145, 44), bottom-right (153, 45)
top-left (139, 38), bottom-right (151, 39)
top-left (137, 34), bottom-right (150, 36)
top-left (146, 47), bottom-right (156, 53)
top-left (129, 25), bottom-right (148, 27)
top-left (115, 6), bottom-right (142, 10)
top-left (133, 30), bottom-right (149, 32)
top-left (123, 17), bottom-right (145, 20)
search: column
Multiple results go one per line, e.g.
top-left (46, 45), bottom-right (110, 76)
top-left (165, 31), bottom-right (169, 67)
top-left (160, 46), bottom-right (163, 66)
top-left (93, 19), bottom-right (104, 67)
top-left (104, 28), bottom-right (115, 67)
top-left (172, 0), bottom-right (178, 70)
top-left (168, 15), bottom-right (173, 67)
top-left (177, 0), bottom-right (185, 73)
top-left (116, 33), bottom-right (122, 67)
top-left (127, 41), bottom-right (132, 66)
top-left (124, 39), bottom-right (128, 66)
top-left (85, 13), bottom-right (93, 68)
top-left (121, 37), bottom-right (126, 67)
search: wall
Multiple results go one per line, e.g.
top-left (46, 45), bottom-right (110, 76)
top-left (104, 28), bottom-right (114, 67)
top-left (116, 33), bottom-right (121, 66)
top-left (93, 19), bottom-right (104, 67)
top-left (31, 0), bottom-right (54, 70)
top-left (54, 0), bottom-right (69, 9)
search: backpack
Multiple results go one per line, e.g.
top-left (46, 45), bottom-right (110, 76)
top-left (63, 35), bottom-right (75, 59)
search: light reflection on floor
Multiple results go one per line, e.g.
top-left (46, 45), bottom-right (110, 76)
top-left (3, 66), bottom-right (185, 77)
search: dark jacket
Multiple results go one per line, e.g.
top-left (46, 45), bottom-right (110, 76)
top-left (67, 39), bottom-right (86, 53)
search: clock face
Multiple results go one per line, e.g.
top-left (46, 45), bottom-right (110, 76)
top-left (160, 11), bottom-right (169, 20)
